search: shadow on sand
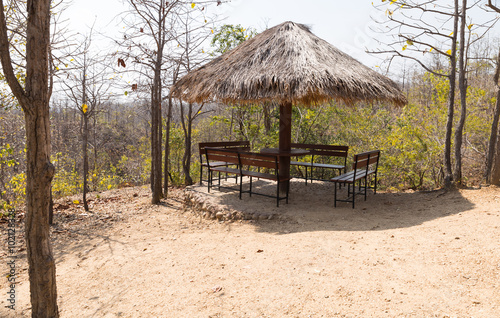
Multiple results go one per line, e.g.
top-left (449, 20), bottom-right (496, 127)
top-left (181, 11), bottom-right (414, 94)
top-left (188, 179), bottom-right (476, 234)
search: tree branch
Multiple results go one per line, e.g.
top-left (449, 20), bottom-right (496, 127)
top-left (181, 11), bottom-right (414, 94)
top-left (0, 0), bottom-right (28, 109)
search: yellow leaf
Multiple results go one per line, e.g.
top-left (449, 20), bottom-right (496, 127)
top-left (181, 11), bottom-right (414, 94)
top-left (406, 39), bottom-right (413, 45)
top-left (202, 49), bottom-right (204, 53)
top-left (390, 0), bottom-right (396, 4)
top-left (402, 45), bottom-right (407, 51)
top-left (446, 49), bottom-right (452, 55)
top-left (82, 104), bottom-right (88, 113)
top-left (211, 29), bottom-right (214, 34)
top-left (191, 3), bottom-right (195, 8)
top-left (107, 184), bottom-right (112, 190)
top-left (449, 32), bottom-right (454, 36)
top-left (73, 200), bottom-right (79, 204)
top-left (429, 47), bottom-right (434, 52)
top-left (467, 24), bottom-right (473, 30)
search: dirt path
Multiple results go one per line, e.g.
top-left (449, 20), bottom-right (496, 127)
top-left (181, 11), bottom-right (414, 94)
top-left (1, 183), bottom-right (499, 317)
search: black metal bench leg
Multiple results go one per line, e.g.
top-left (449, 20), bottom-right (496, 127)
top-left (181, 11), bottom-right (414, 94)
top-left (276, 181), bottom-right (280, 207)
top-left (207, 170), bottom-right (212, 193)
top-left (365, 176), bottom-right (368, 201)
top-left (305, 166), bottom-right (308, 185)
top-left (334, 181), bottom-right (337, 207)
top-left (239, 175), bottom-right (243, 200)
top-left (249, 176), bottom-right (253, 197)
top-left (286, 180), bottom-right (289, 204)
top-left (200, 165), bottom-right (203, 185)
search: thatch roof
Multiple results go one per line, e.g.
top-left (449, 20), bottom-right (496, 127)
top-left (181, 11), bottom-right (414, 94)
top-left (172, 21), bottom-right (407, 106)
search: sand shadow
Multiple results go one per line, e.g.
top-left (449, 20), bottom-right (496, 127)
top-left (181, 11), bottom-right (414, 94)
top-left (188, 179), bottom-right (476, 233)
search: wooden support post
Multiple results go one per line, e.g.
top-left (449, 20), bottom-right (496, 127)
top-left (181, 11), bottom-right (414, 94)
top-left (279, 102), bottom-right (292, 194)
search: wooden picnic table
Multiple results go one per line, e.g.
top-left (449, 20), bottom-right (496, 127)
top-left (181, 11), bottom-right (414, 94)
top-left (260, 148), bottom-right (310, 157)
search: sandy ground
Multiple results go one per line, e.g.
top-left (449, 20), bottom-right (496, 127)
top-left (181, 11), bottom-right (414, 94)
top-left (1, 180), bottom-right (500, 317)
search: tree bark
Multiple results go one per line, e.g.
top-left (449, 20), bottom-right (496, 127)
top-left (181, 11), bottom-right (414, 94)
top-left (486, 50), bottom-right (500, 183)
top-left (0, 0), bottom-right (59, 316)
top-left (443, 0), bottom-right (460, 189)
top-left (151, 66), bottom-right (163, 203)
top-left (453, 0), bottom-right (468, 186)
top-left (164, 93), bottom-right (173, 195)
top-left (82, 112), bottom-right (89, 211)
top-left (180, 101), bottom-right (194, 185)
top-left (489, 90), bottom-right (500, 185)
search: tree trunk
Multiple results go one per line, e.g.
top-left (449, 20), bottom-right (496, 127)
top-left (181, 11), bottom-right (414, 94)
top-left (453, 0), bottom-right (468, 186)
top-left (180, 101), bottom-right (193, 185)
top-left (164, 93), bottom-right (173, 195)
top-left (485, 50), bottom-right (500, 183)
top-left (82, 113), bottom-right (89, 211)
top-left (151, 79), bottom-right (163, 203)
top-left (489, 89), bottom-right (500, 185)
top-left (443, 0), bottom-right (460, 189)
top-left (263, 103), bottom-right (272, 135)
top-left (0, 0), bottom-right (59, 315)
top-left (24, 110), bottom-right (59, 317)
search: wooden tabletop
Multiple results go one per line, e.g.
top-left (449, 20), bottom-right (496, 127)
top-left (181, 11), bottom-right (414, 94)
top-left (260, 148), bottom-right (310, 156)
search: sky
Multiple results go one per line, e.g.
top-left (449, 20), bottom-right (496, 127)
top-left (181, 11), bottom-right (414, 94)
top-left (64, 0), bottom-right (500, 73)
top-left (64, 0), bottom-right (394, 68)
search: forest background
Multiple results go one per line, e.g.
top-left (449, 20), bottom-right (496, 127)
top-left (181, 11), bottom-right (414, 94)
top-left (1, 0), bottom-right (500, 213)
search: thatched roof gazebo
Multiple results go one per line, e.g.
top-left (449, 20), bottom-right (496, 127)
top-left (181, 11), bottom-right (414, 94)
top-left (172, 21), bottom-right (406, 193)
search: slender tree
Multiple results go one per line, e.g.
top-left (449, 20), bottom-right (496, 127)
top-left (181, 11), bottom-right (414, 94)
top-left (62, 30), bottom-right (113, 210)
top-left (0, 0), bottom-right (59, 316)
top-left (453, 0), bottom-right (468, 186)
top-left (370, 0), bottom-right (495, 189)
top-left (486, 49), bottom-right (500, 184)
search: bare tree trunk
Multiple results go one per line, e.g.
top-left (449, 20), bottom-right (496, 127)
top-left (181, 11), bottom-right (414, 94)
top-left (0, 0), bottom-right (59, 315)
top-left (443, 0), bottom-right (460, 189)
top-left (453, 0), bottom-right (468, 186)
top-left (151, 65), bottom-right (163, 203)
top-left (164, 93), bottom-right (173, 195)
top-left (485, 49), bottom-right (500, 184)
top-left (82, 113), bottom-right (89, 211)
top-left (263, 103), bottom-right (272, 135)
top-left (489, 91), bottom-right (500, 185)
top-left (180, 101), bottom-right (193, 185)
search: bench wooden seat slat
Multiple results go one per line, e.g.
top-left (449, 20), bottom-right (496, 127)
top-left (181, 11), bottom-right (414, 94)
top-left (201, 161), bottom-right (230, 168)
top-left (209, 167), bottom-right (242, 175)
top-left (330, 150), bottom-right (380, 209)
top-left (310, 162), bottom-right (345, 170)
top-left (290, 160), bottom-right (314, 167)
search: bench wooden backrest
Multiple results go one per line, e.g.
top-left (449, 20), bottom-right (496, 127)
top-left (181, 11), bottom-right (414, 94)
top-left (200, 141), bottom-right (250, 163)
top-left (353, 150), bottom-right (380, 170)
top-left (199, 141), bottom-right (250, 152)
top-left (291, 143), bottom-right (348, 157)
top-left (204, 147), bottom-right (240, 165)
top-left (205, 148), bottom-right (279, 171)
top-left (239, 152), bottom-right (278, 170)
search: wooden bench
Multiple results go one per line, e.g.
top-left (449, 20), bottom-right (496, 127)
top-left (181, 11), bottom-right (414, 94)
top-left (290, 143), bottom-right (348, 184)
top-left (198, 141), bottom-right (250, 185)
top-left (204, 147), bottom-right (290, 207)
top-left (330, 150), bottom-right (380, 208)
